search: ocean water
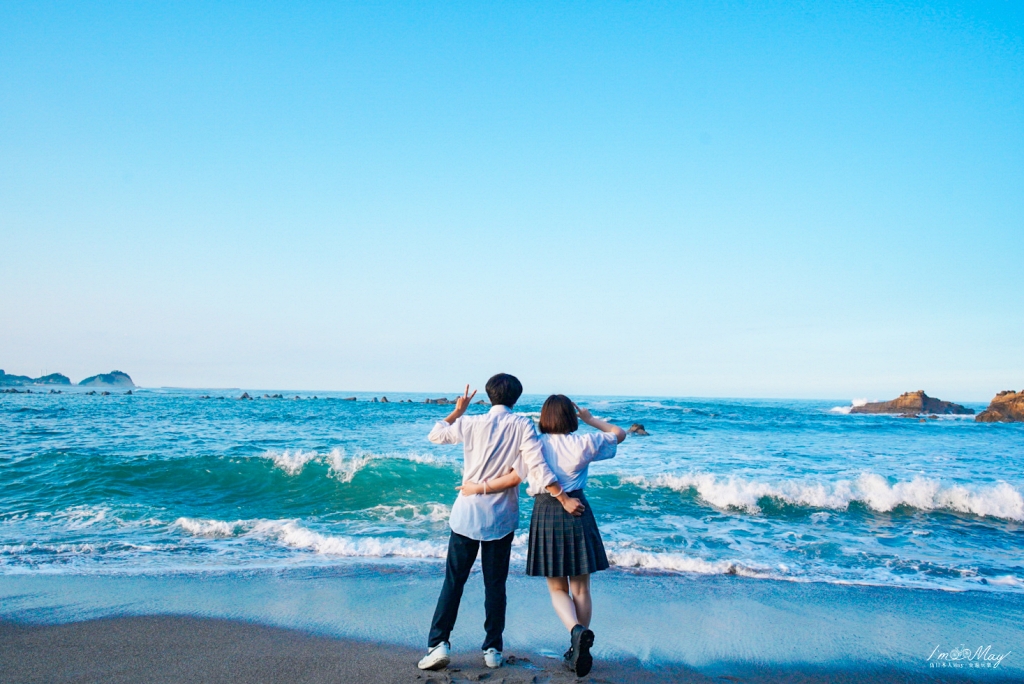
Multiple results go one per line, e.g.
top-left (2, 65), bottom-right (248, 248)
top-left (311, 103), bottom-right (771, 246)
top-left (2, 389), bottom-right (1022, 593)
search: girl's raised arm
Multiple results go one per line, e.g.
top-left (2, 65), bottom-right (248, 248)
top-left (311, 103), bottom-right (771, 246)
top-left (575, 404), bottom-right (627, 443)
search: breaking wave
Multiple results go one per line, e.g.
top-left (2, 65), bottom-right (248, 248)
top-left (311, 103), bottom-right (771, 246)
top-left (623, 472), bottom-right (1024, 521)
top-left (258, 448), bottom-right (453, 482)
top-left (831, 399), bottom-right (870, 414)
top-left (174, 517), bottom-right (448, 559)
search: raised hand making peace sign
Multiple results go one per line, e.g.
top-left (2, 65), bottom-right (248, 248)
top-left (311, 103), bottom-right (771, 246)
top-left (443, 384), bottom-right (478, 425)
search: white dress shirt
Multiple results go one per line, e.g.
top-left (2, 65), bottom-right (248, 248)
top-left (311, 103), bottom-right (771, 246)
top-left (429, 404), bottom-right (557, 541)
top-left (525, 431), bottom-right (618, 496)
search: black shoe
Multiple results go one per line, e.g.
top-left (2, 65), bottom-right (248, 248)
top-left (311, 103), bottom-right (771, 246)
top-left (562, 644), bottom-right (575, 671)
top-left (569, 624), bottom-right (595, 677)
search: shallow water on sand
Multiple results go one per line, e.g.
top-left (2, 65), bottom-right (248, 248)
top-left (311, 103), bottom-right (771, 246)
top-left (1, 389), bottom-right (1022, 592)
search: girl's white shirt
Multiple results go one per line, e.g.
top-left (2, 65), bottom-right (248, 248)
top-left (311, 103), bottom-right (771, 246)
top-left (525, 431), bottom-right (618, 496)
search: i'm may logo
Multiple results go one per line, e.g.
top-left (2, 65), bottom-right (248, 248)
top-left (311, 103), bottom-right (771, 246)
top-left (927, 644), bottom-right (1011, 669)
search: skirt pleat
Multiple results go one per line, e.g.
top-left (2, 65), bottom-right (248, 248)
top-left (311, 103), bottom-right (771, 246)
top-left (526, 490), bottom-right (609, 577)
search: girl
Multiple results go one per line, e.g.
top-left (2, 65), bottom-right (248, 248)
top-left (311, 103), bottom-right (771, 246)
top-left (457, 395), bottom-right (625, 676)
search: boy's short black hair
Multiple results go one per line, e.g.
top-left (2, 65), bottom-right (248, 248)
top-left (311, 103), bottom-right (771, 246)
top-left (485, 373), bottom-right (523, 408)
top-left (539, 394), bottom-right (579, 434)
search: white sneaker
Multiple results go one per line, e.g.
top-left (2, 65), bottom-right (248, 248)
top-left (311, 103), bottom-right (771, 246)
top-left (483, 648), bottom-right (503, 669)
top-left (417, 642), bottom-right (450, 671)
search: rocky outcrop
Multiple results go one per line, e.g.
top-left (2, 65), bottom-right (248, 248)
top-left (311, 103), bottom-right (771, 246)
top-left (849, 391), bottom-right (973, 416)
top-left (628, 423), bottom-right (650, 436)
top-left (425, 398), bottom-right (452, 405)
top-left (79, 371), bottom-right (135, 388)
top-left (976, 391), bottom-right (1024, 423)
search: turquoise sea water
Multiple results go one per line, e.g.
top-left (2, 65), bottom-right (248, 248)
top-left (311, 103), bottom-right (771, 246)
top-left (1, 389), bottom-right (1022, 592)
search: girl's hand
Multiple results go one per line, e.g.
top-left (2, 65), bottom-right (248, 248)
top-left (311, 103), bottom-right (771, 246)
top-left (574, 403), bottom-right (593, 423)
top-left (456, 481), bottom-right (484, 496)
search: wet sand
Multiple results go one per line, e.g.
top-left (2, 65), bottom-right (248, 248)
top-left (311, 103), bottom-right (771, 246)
top-left (0, 615), bottom-right (1009, 684)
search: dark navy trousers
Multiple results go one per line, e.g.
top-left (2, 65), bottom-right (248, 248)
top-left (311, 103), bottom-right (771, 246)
top-left (427, 530), bottom-right (514, 652)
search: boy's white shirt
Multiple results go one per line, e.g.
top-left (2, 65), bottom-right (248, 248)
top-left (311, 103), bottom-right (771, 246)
top-left (428, 404), bottom-right (557, 541)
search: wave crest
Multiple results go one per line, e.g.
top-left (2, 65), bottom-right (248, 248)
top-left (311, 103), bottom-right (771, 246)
top-left (258, 448), bottom-right (452, 483)
top-left (623, 472), bottom-right (1024, 521)
top-left (173, 517), bottom-right (448, 559)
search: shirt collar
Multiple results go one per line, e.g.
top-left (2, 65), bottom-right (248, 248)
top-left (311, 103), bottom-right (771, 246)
top-left (488, 404), bottom-right (511, 414)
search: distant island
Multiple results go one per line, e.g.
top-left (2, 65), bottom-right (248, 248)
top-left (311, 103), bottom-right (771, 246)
top-left (78, 371), bottom-right (135, 388)
top-left (0, 369), bottom-right (135, 388)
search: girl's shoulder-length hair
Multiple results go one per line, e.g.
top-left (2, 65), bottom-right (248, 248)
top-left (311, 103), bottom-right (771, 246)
top-left (539, 394), bottom-right (578, 434)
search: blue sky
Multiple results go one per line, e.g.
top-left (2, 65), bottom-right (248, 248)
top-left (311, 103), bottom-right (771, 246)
top-left (1, 1), bottom-right (1021, 400)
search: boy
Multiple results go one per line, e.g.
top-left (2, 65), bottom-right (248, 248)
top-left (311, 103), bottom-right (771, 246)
top-left (418, 373), bottom-right (584, 671)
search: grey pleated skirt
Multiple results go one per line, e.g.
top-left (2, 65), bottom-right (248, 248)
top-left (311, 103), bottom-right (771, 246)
top-left (526, 490), bottom-right (609, 577)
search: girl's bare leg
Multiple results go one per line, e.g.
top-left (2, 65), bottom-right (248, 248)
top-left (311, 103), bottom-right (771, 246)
top-left (569, 574), bottom-right (592, 628)
top-left (545, 576), bottom-right (579, 631)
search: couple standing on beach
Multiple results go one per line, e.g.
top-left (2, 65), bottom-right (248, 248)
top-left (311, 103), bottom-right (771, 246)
top-left (417, 373), bottom-right (627, 677)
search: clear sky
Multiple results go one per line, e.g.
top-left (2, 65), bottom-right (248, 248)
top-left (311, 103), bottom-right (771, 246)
top-left (1, 1), bottom-right (1021, 400)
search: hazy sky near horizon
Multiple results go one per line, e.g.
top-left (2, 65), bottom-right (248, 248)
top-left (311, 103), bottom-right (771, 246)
top-left (2, 2), bottom-right (1021, 400)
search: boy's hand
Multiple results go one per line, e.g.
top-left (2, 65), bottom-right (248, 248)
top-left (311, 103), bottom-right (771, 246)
top-left (454, 385), bottom-right (476, 414)
top-left (444, 385), bottom-right (477, 424)
top-left (559, 495), bottom-right (585, 517)
top-left (574, 403), bottom-right (593, 423)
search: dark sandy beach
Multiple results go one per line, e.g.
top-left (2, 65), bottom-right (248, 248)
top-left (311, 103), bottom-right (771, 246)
top-left (0, 616), bottom-right (698, 684)
top-left (1, 615), bottom-right (1014, 684)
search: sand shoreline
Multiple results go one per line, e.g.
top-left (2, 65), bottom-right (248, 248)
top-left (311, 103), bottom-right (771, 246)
top-left (1, 615), bottom-right (1015, 684)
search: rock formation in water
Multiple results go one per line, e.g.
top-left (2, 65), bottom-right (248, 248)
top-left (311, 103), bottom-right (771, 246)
top-left (425, 398), bottom-right (452, 405)
top-left (849, 391), bottom-right (973, 415)
top-left (628, 423), bottom-right (650, 436)
top-left (79, 371), bottom-right (135, 388)
top-left (976, 391), bottom-right (1024, 423)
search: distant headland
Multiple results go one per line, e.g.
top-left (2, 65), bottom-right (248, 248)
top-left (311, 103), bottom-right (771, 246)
top-left (0, 369), bottom-right (135, 388)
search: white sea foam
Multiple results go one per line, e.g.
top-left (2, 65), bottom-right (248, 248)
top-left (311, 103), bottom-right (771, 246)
top-left (624, 472), bottom-right (1024, 521)
top-left (249, 520), bottom-right (448, 559)
top-left (365, 503), bottom-right (451, 524)
top-left (830, 398), bottom-right (870, 414)
top-left (49, 505), bottom-right (110, 529)
top-left (266, 450), bottom-right (320, 475)
top-left (173, 516), bottom-right (449, 559)
top-left (173, 517), bottom-right (248, 538)
top-left (987, 575), bottom-right (1024, 587)
top-left (607, 548), bottom-right (746, 575)
top-left (258, 448), bottom-right (453, 482)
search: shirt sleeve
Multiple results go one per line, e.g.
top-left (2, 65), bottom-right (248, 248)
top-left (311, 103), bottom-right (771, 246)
top-left (428, 418), bottom-right (464, 445)
top-left (585, 432), bottom-right (618, 463)
top-left (517, 421), bottom-right (557, 488)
